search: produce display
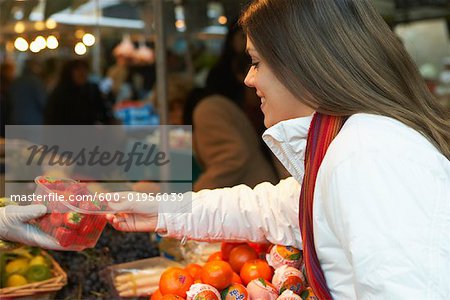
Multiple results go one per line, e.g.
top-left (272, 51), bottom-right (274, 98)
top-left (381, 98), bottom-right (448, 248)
top-left (2, 178), bottom-right (318, 298)
top-left (113, 243), bottom-right (318, 300)
top-left (31, 176), bottom-right (108, 251)
top-left (0, 247), bottom-right (54, 289)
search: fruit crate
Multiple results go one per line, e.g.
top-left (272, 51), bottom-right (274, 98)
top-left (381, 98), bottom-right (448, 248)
top-left (0, 250), bottom-right (67, 298)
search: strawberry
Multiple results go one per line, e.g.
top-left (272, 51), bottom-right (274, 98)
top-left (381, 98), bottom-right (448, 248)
top-left (79, 200), bottom-right (101, 211)
top-left (54, 227), bottom-right (76, 247)
top-left (63, 212), bottom-right (84, 230)
top-left (38, 217), bottom-right (53, 234)
top-left (50, 212), bottom-right (63, 227)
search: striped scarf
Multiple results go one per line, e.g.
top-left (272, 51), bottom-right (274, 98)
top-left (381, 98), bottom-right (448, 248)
top-left (299, 113), bottom-right (348, 299)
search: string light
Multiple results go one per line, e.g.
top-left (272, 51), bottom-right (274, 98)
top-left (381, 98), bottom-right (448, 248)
top-left (14, 22), bottom-right (25, 33)
top-left (14, 37), bottom-right (28, 52)
top-left (74, 42), bottom-right (87, 55)
top-left (46, 35), bottom-right (59, 49)
top-left (35, 36), bottom-right (46, 50)
top-left (30, 41), bottom-right (41, 53)
top-left (45, 19), bottom-right (57, 29)
top-left (34, 21), bottom-right (45, 31)
top-left (82, 33), bottom-right (95, 46)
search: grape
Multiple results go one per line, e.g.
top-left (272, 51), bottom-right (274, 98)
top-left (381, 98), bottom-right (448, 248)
top-left (50, 225), bottom-right (160, 299)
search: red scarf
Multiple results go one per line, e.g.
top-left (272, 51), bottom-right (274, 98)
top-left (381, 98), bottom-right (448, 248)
top-left (299, 113), bottom-right (348, 299)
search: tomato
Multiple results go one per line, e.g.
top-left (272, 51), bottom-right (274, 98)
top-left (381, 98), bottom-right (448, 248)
top-left (228, 244), bottom-right (258, 273)
top-left (240, 260), bottom-right (274, 286)
top-left (185, 264), bottom-right (203, 281)
top-left (248, 243), bottom-right (271, 257)
top-left (200, 261), bottom-right (233, 291)
top-left (207, 251), bottom-right (223, 262)
top-left (221, 242), bottom-right (245, 261)
top-left (159, 267), bottom-right (194, 298)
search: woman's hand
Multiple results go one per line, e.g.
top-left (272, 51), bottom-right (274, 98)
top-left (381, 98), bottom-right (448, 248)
top-left (105, 192), bottom-right (159, 232)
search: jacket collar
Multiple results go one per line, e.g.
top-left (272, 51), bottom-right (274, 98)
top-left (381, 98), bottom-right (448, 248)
top-left (262, 114), bottom-right (313, 181)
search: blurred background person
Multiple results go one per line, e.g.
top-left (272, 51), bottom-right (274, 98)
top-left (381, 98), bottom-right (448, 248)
top-left (45, 59), bottom-right (115, 125)
top-left (9, 59), bottom-right (47, 125)
top-left (0, 60), bottom-right (15, 137)
top-left (184, 22), bottom-right (281, 191)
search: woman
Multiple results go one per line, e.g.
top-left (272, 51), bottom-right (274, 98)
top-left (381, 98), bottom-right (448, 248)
top-left (108, 0), bottom-right (450, 298)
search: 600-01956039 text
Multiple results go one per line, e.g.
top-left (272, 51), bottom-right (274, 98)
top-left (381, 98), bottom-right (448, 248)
top-left (25, 142), bottom-right (170, 172)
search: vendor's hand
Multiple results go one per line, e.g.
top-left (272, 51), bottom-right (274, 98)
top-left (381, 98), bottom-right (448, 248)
top-left (0, 205), bottom-right (64, 250)
top-left (106, 192), bottom-right (159, 232)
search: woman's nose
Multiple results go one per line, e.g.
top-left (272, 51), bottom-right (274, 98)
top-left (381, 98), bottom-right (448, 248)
top-left (244, 68), bottom-right (254, 87)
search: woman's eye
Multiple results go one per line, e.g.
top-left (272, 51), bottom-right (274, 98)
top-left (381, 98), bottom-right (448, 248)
top-left (250, 62), bottom-right (259, 69)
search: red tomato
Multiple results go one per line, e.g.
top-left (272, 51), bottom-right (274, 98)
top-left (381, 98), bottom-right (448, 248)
top-left (229, 244), bottom-right (258, 273)
top-left (248, 243), bottom-right (271, 257)
top-left (221, 242), bottom-right (245, 261)
top-left (207, 251), bottom-right (223, 262)
top-left (240, 259), bottom-right (274, 286)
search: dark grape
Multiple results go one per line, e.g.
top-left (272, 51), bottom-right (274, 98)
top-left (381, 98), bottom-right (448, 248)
top-left (50, 224), bottom-right (160, 299)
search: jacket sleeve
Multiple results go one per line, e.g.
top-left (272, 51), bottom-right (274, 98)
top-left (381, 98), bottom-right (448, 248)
top-left (156, 177), bottom-right (303, 249)
top-left (318, 152), bottom-right (448, 299)
top-left (193, 97), bottom-right (253, 191)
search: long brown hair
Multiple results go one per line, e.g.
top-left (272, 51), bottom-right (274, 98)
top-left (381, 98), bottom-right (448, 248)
top-left (240, 0), bottom-right (450, 159)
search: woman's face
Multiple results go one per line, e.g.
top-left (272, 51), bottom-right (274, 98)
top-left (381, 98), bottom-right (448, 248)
top-left (244, 38), bottom-right (315, 128)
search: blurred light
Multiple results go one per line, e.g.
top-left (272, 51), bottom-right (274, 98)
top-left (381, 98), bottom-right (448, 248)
top-left (35, 36), bottom-right (46, 50)
top-left (174, 5), bottom-right (185, 21)
top-left (175, 20), bottom-right (186, 32)
top-left (46, 19), bottom-right (57, 29)
top-left (30, 41), bottom-right (41, 53)
top-left (74, 42), bottom-right (87, 55)
top-left (82, 33), bottom-right (95, 46)
top-left (207, 2), bottom-right (223, 18)
top-left (34, 21), bottom-right (45, 31)
top-left (218, 16), bottom-right (227, 25)
top-left (13, 9), bottom-right (24, 20)
top-left (14, 37), bottom-right (28, 52)
top-left (14, 22), bottom-right (25, 33)
top-left (6, 41), bottom-right (15, 52)
top-left (75, 29), bottom-right (85, 39)
top-left (46, 35), bottom-right (59, 49)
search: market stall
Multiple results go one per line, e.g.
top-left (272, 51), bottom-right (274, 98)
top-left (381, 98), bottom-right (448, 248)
top-left (1, 0), bottom-right (449, 299)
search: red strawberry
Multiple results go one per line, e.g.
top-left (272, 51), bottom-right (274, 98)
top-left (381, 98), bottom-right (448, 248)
top-left (79, 200), bottom-right (101, 212)
top-left (50, 212), bottom-right (63, 227)
top-left (38, 217), bottom-right (53, 234)
top-left (54, 227), bottom-right (76, 247)
top-left (63, 212), bottom-right (84, 230)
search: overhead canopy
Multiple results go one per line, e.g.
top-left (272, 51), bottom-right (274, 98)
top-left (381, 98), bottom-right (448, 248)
top-left (0, 0), bottom-right (448, 45)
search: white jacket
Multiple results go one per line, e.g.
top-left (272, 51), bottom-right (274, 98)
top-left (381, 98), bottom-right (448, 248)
top-left (157, 113), bottom-right (450, 299)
